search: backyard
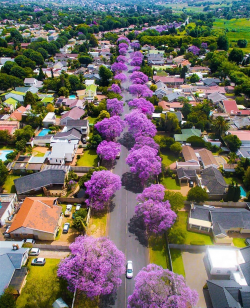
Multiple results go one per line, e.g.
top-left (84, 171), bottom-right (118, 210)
top-left (3, 175), bottom-right (19, 193)
top-left (76, 149), bottom-right (98, 167)
top-left (170, 211), bottom-right (213, 245)
top-left (233, 238), bottom-right (247, 248)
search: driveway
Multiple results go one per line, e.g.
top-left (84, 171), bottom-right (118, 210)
top-left (214, 155), bottom-right (227, 166)
top-left (182, 252), bottom-right (212, 308)
top-left (38, 250), bottom-right (69, 259)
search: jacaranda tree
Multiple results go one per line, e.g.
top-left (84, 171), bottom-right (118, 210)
top-left (133, 136), bottom-right (159, 151)
top-left (108, 83), bottom-right (122, 94)
top-left (118, 42), bottom-right (129, 50)
top-left (126, 145), bottom-right (161, 185)
top-left (114, 73), bottom-right (127, 82)
top-left (97, 140), bottom-right (121, 161)
top-left (85, 170), bottom-right (121, 210)
top-left (58, 236), bottom-right (125, 298)
top-left (111, 62), bottom-right (128, 73)
top-left (130, 71), bottom-right (148, 84)
top-left (127, 264), bottom-right (199, 308)
top-left (117, 55), bottom-right (128, 63)
top-left (129, 84), bottom-right (153, 98)
top-left (106, 98), bottom-right (124, 116)
top-left (117, 36), bottom-right (130, 44)
top-left (128, 98), bottom-right (154, 116)
top-left (95, 116), bottom-right (125, 141)
top-left (119, 48), bottom-right (127, 56)
top-left (137, 184), bottom-right (165, 203)
top-left (125, 110), bottom-right (157, 138)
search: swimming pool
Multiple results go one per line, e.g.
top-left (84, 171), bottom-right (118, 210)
top-left (38, 129), bottom-right (50, 136)
top-left (240, 186), bottom-right (247, 198)
top-left (0, 150), bottom-right (14, 161)
top-left (69, 95), bottom-right (76, 99)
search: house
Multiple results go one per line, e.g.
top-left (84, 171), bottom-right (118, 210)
top-left (54, 129), bottom-right (82, 142)
top-left (0, 57), bottom-right (14, 65)
top-left (165, 92), bottom-right (183, 102)
top-left (174, 128), bottom-right (202, 143)
top-left (196, 167), bottom-right (228, 200)
top-left (208, 92), bottom-right (227, 104)
top-left (8, 197), bottom-right (62, 241)
top-left (176, 161), bottom-right (200, 171)
top-left (85, 84), bottom-right (97, 100)
top-left (181, 145), bottom-right (199, 163)
top-left (196, 148), bottom-right (220, 169)
top-left (0, 241), bottom-right (29, 295)
top-left (53, 298), bottom-right (69, 308)
top-left (227, 130), bottom-right (250, 146)
top-left (203, 135), bottom-right (221, 147)
top-left (177, 168), bottom-right (196, 184)
top-left (24, 78), bottom-right (43, 88)
top-left (153, 76), bottom-right (184, 86)
top-left (66, 119), bottom-right (89, 137)
top-left (14, 169), bottom-right (67, 195)
top-left (33, 135), bottom-right (54, 147)
top-left (5, 91), bottom-right (25, 103)
top-left (237, 147), bottom-right (250, 159)
top-left (0, 120), bottom-right (19, 135)
top-left (223, 163), bottom-right (237, 172)
top-left (3, 97), bottom-right (18, 111)
top-left (60, 107), bottom-right (85, 126)
top-left (48, 142), bottom-right (78, 165)
top-left (0, 193), bottom-right (17, 226)
top-left (221, 100), bottom-right (250, 116)
top-left (42, 112), bottom-right (56, 127)
top-left (203, 78), bottom-right (221, 86)
top-left (10, 106), bottom-right (29, 121)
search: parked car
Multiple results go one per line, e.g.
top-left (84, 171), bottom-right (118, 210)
top-left (29, 248), bottom-right (40, 256)
top-left (64, 210), bottom-right (70, 217)
top-left (8, 214), bottom-right (14, 221)
top-left (245, 238), bottom-right (250, 246)
top-left (189, 181), bottom-right (194, 187)
top-left (25, 239), bottom-right (35, 244)
top-left (76, 204), bottom-right (81, 211)
top-left (66, 204), bottom-right (73, 211)
top-left (3, 226), bottom-right (10, 238)
top-left (82, 138), bottom-right (87, 144)
top-left (31, 258), bottom-right (46, 266)
top-left (63, 223), bottom-right (70, 234)
top-left (126, 260), bottom-right (133, 279)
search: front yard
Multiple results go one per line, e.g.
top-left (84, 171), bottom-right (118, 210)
top-left (76, 149), bottom-right (98, 167)
top-left (170, 249), bottom-right (185, 277)
top-left (160, 149), bottom-right (177, 167)
top-left (87, 211), bottom-right (107, 238)
top-left (160, 177), bottom-right (181, 190)
top-left (170, 212), bottom-right (213, 245)
top-left (3, 175), bottom-right (19, 193)
top-left (149, 235), bottom-right (168, 269)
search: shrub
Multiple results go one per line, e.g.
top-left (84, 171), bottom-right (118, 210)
top-left (190, 241), bottom-right (205, 245)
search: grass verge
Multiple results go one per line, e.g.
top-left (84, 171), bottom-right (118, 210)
top-left (170, 249), bottom-right (185, 277)
top-left (77, 149), bottom-right (98, 167)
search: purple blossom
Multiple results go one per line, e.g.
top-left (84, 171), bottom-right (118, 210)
top-left (132, 66), bottom-right (141, 72)
top-left (188, 45), bottom-right (200, 55)
top-left (111, 62), bottom-right (128, 73)
top-left (125, 110), bottom-right (157, 138)
top-left (117, 36), bottom-right (130, 44)
top-left (78, 32), bottom-right (83, 36)
top-left (57, 236), bottom-right (125, 298)
top-left (118, 42), bottom-right (129, 50)
top-left (126, 145), bottom-right (161, 184)
top-left (97, 140), bottom-right (121, 160)
top-left (108, 83), bottom-right (121, 94)
top-left (128, 264), bottom-right (199, 308)
top-left (85, 170), bottom-right (122, 210)
top-left (129, 84), bottom-right (153, 98)
top-left (119, 48), bottom-right (127, 56)
top-left (128, 98), bottom-right (154, 116)
top-left (130, 57), bottom-right (143, 66)
top-left (114, 73), bottom-right (127, 82)
top-left (137, 184), bottom-right (165, 203)
top-left (95, 116), bottom-right (126, 141)
top-left (130, 42), bottom-right (141, 50)
top-left (132, 136), bottom-right (160, 151)
top-left (130, 71), bottom-right (148, 84)
top-left (201, 42), bottom-right (208, 49)
top-left (106, 98), bottom-right (124, 116)
top-left (116, 55), bottom-right (128, 63)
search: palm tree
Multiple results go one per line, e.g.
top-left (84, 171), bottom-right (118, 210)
top-left (212, 116), bottom-right (230, 137)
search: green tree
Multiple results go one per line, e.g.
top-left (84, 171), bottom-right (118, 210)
top-left (217, 35), bottom-right (229, 51)
top-left (24, 91), bottom-right (36, 107)
top-left (170, 142), bottom-right (182, 154)
top-left (237, 39), bottom-right (247, 48)
top-left (224, 135), bottom-right (242, 152)
top-left (37, 67), bottom-right (45, 81)
top-left (187, 186), bottom-right (208, 203)
top-left (99, 65), bottom-right (112, 86)
top-left (228, 48), bottom-right (244, 65)
top-left (165, 113), bottom-right (181, 133)
top-left (190, 73), bottom-right (200, 83)
top-left (89, 34), bottom-right (98, 47)
top-left (10, 65), bottom-right (26, 79)
top-left (226, 182), bottom-right (241, 202)
top-left (181, 102), bottom-right (192, 119)
top-left (164, 190), bottom-right (185, 213)
top-left (58, 87), bottom-right (69, 97)
top-left (0, 160), bottom-right (8, 187)
top-left (212, 116), bottom-right (229, 137)
top-left (243, 166), bottom-right (250, 190)
top-left (0, 287), bottom-right (16, 308)
top-left (78, 56), bottom-right (93, 65)
top-left (186, 136), bottom-right (205, 147)
top-left (168, 227), bottom-right (186, 244)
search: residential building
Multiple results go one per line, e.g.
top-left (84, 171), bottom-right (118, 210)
top-left (5, 91), bottom-right (25, 103)
top-left (66, 119), bottom-right (89, 137)
top-left (24, 78), bottom-right (43, 88)
top-left (42, 112), bottom-right (56, 127)
top-left (3, 97), bottom-right (18, 111)
top-left (227, 130), bottom-right (250, 146)
top-left (53, 129), bottom-right (82, 142)
top-left (220, 99), bottom-right (250, 116)
top-left (85, 84), bottom-right (97, 100)
top-left (60, 107), bottom-right (85, 126)
top-left (208, 92), bottom-right (227, 104)
top-left (0, 194), bottom-right (17, 226)
top-left (177, 168), bottom-right (197, 184)
top-left (8, 197), bottom-right (62, 241)
top-left (181, 145), bottom-right (199, 163)
top-left (48, 141), bottom-right (78, 165)
top-left (174, 128), bottom-right (202, 143)
top-left (10, 106), bottom-right (29, 121)
top-left (0, 120), bottom-right (19, 135)
top-left (196, 148), bottom-right (220, 169)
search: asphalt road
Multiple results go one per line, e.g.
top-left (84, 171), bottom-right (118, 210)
top-left (108, 52), bottom-right (149, 308)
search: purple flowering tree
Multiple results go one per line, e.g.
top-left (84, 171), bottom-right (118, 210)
top-left (130, 71), bottom-right (148, 84)
top-left (130, 42), bottom-right (141, 50)
top-left (128, 98), bottom-right (154, 116)
top-left (117, 36), bottom-right (130, 44)
top-left (130, 57), bottom-right (143, 66)
top-left (135, 199), bottom-right (176, 234)
top-left (85, 170), bottom-right (122, 210)
top-left (129, 84), bottom-right (153, 98)
top-left (95, 116), bottom-right (125, 141)
top-left (201, 42), bottom-right (208, 49)
top-left (118, 42), bottom-right (129, 50)
top-left (137, 184), bottom-right (165, 203)
top-left (114, 73), bottom-right (127, 82)
top-left (119, 48), bottom-right (127, 55)
top-left (132, 136), bottom-right (159, 151)
top-left (57, 236), bottom-right (125, 298)
top-left (128, 264), bottom-right (199, 308)
top-left (108, 83), bottom-right (122, 94)
top-left (116, 55), bottom-right (128, 63)
top-left (125, 110), bottom-right (157, 138)
top-left (188, 45), bottom-right (200, 55)
top-left (97, 140), bottom-right (121, 161)
top-left (126, 145), bottom-right (161, 185)
top-left (132, 66), bottom-right (141, 72)
top-left (106, 98), bottom-right (124, 116)
top-left (111, 62), bottom-right (128, 73)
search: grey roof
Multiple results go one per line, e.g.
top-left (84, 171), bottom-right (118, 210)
top-left (208, 92), bottom-right (227, 103)
top-left (240, 262), bottom-right (250, 286)
top-left (233, 116), bottom-right (250, 129)
top-left (237, 147), bottom-right (250, 159)
top-left (177, 168), bottom-right (196, 180)
top-left (14, 169), bottom-right (66, 194)
top-left (54, 128), bottom-right (81, 140)
top-left (166, 92), bottom-right (182, 102)
top-left (170, 111), bottom-right (182, 122)
top-left (66, 119), bottom-right (88, 127)
top-left (200, 166), bottom-right (228, 195)
top-left (9, 267), bottom-right (28, 294)
top-left (241, 246), bottom-right (250, 263)
top-left (213, 222), bottom-right (227, 236)
top-left (203, 78), bottom-right (221, 86)
top-left (240, 288), bottom-right (250, 308)
top-left (33, 135), bottom-right (54, 140)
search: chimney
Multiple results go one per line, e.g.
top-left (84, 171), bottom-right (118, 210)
top-left (12, 244), bottom-right (19, 250)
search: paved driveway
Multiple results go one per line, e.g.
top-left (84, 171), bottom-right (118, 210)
top-left (38, 250), bottom-right (69, 259)
top-left (214, 155), bottom-right (227, 166)
top-left (182, 252), bottom-right (212, 308)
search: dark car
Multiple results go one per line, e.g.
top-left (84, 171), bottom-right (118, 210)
top-left (63, 223), bottom-right (70, 234)
top-left (189, 181), bottom-right (194, 187)
top-left (82, 138), bottom-right (87, 144)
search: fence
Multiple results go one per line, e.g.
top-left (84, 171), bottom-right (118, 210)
top-left (58, 197), bottom-right (86, 203)
top-left (70, 166), bottom-right (92, 173)
top-left (33, 244), bottom-right (70, 251)
top-left (169, 244), bottom-right (238, 252)
top-left (184, 201), bottom-right (247, 208)
top-left (165, 234), bottom-right (173, 271)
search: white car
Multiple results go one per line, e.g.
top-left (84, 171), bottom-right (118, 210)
top-left (76, 204), bottom-right (81, 211)
top-left (29, 248), bottom-right (40, 256)
top-left (126, 261), bottom-right (133, 279)
top-left (31, 257), bottom-right (46, 266)
top-left (66, 204), bottom-right (73, 211)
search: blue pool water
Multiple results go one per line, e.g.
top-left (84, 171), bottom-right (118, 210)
top-left (240, 186), bottom-right (247, 197)
top-left (38, 129), bottom-right (50, 136)
top-left (69, 95), bottom-right (76, 99)
top-left (0, 150), bottom-right (13, 161)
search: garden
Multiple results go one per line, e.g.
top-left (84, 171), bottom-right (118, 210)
top-left (76, 149), bottom-right (98, 167)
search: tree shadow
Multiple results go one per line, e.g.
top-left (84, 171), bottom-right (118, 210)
top-left (128, 214), bottom-right (148, 247)
top-left (118, 132), bottom-right (135, 150)
top-left (100, 292), bottom-right (117, 308)
top-left (121, 172), bottom-right (143, 193)
top-left (101, 159), bottom-right (116, 170)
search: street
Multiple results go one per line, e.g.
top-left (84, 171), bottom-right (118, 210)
top-left (108, 53), bottom-right (149, 308)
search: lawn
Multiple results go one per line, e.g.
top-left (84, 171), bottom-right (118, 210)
top-left (223, 176), bottom-right (241, 185)
top-left (160, 177), bottom-right (181, 190)
top-left (170, 249), bottom-right (185, 277)
top-left (87, 212), bottom-right (107, 237)
top-left (160, 149), bottom-right (177, 167)
top-left (233, 238), bottom-right (247, 248)
top-left (3, 175), bottom-right (19, 193)
top-left (87, 116), bottom-right (97, 125)
top-left (34, 151), bottom-right (45, 157)
top-left (76, 149), bottom-right (98, 167)
top-left (170, 212), bottom-right (213, 245)
top-left (157, 70), bottom-right (168, 76)
top-left (148, 235), bottom-right (168, 269)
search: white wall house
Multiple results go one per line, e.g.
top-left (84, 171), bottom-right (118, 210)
top-left (42, 112), bottom-right (56, 127)
top-left (0, 194), bottom-right (17, 226)
top-left (48, 141), bottom-right (78, 165)
top-left (5, 91), bottom-right (25, 103)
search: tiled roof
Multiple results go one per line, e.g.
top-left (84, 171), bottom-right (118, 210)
top-left (8, 197), bottom-right (61, 234)
top-left (60, 107), bottom-right (85, 121)
top-left (182, 145), bottom-right (198, 162)
top-left (197, 148), bottom-right (219, 168)
top-left (200, 166), bottom-right (227, 195)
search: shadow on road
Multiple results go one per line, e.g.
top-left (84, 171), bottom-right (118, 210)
top-left (100, 292), bottom-right (117, 308)
top-left (118, 132), bottom-right (135, 150)
top-left (128, 214), bottom-right (148, 247)
top-left (121, 172), bottom-right (143, 193)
